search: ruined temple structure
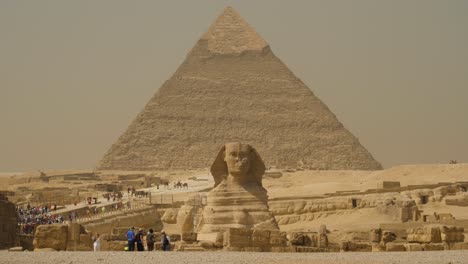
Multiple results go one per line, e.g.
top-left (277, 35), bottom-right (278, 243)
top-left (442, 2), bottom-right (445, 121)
top-left (97, 6), bottom-right (382, 171)
top-left (199, 143), bottom-right (279, 233)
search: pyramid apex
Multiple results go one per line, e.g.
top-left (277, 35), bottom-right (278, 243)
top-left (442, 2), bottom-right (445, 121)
top-left (201, 6), bottom-right (268, 54)
top-left (223, 6), bottom-right (235, 11)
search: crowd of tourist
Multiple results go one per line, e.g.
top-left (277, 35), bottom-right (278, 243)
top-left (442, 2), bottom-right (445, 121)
top-left (16, 204), bottom-right (65, 234)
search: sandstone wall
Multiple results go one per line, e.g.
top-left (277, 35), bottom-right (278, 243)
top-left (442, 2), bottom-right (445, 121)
top-left (33, 224), bottom-right (93, 251)
top-left (83, 206), bottom-right (163, 235)
top-left (269, 192), bottom-right (417, 226)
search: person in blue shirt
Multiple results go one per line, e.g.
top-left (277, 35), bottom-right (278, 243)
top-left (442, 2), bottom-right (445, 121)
top-left (126, 227), bottom-right (135, 251)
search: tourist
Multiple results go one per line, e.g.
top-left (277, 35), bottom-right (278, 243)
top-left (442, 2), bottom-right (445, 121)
top-left (135, 228), bottom-right (144, 251)
top-left (160, 230), bottom-right (171, 251)
top-left (146, 229), bottom-right (155, 251)
top-left (93, 234), bottom-right (101, 252)
top-left (126, 227), bottom-right (135, 251)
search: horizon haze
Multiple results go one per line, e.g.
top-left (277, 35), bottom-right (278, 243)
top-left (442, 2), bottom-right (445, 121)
top-left (1, 0), bottom-right (468, 172)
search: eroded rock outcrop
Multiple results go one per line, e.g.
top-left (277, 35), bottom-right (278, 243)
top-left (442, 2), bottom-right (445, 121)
top-left (33, 225), bottom-right (68, 251)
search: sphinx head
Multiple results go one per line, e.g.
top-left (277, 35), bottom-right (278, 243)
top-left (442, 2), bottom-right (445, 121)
top-left (224, 143), bottom-right (251, 178)
top-left (210, 143), bottom-right (265, 187)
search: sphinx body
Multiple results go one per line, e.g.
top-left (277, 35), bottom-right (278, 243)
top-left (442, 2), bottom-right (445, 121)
top-left (199, 143), bottom-right (279, 233)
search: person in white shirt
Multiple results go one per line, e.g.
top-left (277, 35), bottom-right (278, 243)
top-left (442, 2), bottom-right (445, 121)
top-left (93, 234), bottom-right (101, 252)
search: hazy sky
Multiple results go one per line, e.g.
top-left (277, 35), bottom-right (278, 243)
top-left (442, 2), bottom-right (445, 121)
top-left (1, 0), bottom-right (467, 172)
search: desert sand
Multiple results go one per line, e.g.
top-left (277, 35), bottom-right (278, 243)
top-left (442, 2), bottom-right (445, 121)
top-left (1, 251), bottom-right (467, 264)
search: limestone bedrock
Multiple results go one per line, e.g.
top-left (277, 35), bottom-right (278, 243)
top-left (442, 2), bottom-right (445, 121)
top-left (199, 143), bottom-right (279, 233)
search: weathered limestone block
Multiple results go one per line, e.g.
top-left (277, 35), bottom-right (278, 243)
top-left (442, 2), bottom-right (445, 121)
top-left (439, 226), bottom-right (465, 243)
top-left (109, 227), bottom-right (128, 241)
top-left (182, 232), bottom-right (197, 242)
top-left (404, 243), bottom-right (423, 251)
top-left (199, 241), bottom-right (215, 250)
top-left (177, 243), bottom-right (207, 252)
top-left (445, 193), bottom-right (468, 206)
top-left (385, 242), bottom-right (406, 252)
top-left (309, 233), bottom-right (318, 247)
top-left (161, 208), bottom-right (178, 224)
top-left (251, 229), bottom-right (270, 247)
top-left (0, 198), bottom-right (18, 249)
top-left (223, 228), bottom-right (252, 248)
top-left (65, 223), bottom-right (93, 251)
top-left (400, 201), bottom-right (421, 222)
top-left (103, 241), bottom-right (127, 251)
top-left (371, 243), bottom-right (386, 252)
top-left (437, 213), bottom-right (455, 221)
top-left (176, 204), bottom-right (195, 233)
top-left (423, 243), bottom-right (445, 251)
top-left (67, 222), bottom-right (81, 242)
top-left (448, 242), bottom-right (468, 250)
top-left (369, 228), bottom-right (382, 243)
top-left (269, 230), bottom-right (287, 246)
top-left (79, 234), bottom-right (93, 247)
top-left (169, 234), bottom-right (181, 242)
top-left (433, 184), bottom-right (464, 201)
top-left (407, 226), bottom-right (441, 243)
top-left (33, 224), bottom-right (68, 251)
top-left (341, 241), bottom-right (372, 252)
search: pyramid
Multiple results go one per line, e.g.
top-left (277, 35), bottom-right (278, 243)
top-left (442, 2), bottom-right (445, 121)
top-left (97, 7), bottom-right (382, 171)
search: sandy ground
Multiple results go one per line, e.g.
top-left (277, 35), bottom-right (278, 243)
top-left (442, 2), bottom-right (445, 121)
top-left (0, 251), bottom-right (467, 264)
top-left (264, 163), bottom-right (468, 198)
top-left (3, 164), bottom-right (467, 196)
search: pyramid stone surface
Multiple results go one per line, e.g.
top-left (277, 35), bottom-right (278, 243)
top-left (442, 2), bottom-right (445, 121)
top-left (97, 7), bottom-right (382, 171)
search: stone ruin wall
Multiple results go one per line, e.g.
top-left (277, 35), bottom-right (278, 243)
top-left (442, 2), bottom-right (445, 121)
top-left (33, 223), bottom-right (93, 251)
top-left (0, 195), bottom-right (18, 249)
top-left (269, 183), bottom-right (467, 227)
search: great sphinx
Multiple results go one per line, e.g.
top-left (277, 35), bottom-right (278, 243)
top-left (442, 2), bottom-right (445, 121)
top-left (199, 143), bottom-right (279, 233)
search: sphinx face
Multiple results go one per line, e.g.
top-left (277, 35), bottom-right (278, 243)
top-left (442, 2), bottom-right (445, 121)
top-left (224, 143), bottom-right (251, 179)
